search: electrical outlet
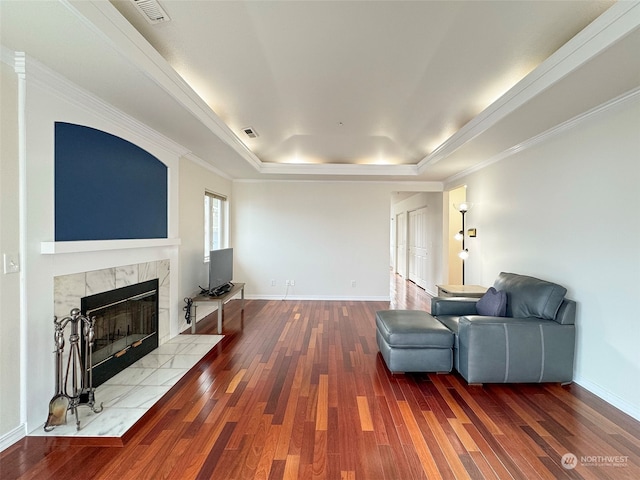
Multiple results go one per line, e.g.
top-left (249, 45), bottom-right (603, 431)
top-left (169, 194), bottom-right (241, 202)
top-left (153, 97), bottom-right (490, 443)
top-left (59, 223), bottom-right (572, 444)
top-left (290, 280), bottom-right (295, 286)
top-left (351, 280), bottom-right (356, 288)
top-left (3, 253), bottom-right (20, 274)
top-left (271, 279), bottom-right (276, 286)
top-left (285, 280), bottom-right (290, 286)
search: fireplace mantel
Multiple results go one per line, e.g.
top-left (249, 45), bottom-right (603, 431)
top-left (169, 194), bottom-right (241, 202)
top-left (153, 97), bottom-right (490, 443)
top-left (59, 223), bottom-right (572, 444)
top-left (41, 238), bottom-right (181, 255)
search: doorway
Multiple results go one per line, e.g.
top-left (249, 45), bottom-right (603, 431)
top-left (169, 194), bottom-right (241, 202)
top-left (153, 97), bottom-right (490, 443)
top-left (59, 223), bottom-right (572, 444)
top-left (447, 186), bottom-right (466, 285)
top-left (395, 211), bottom-right (407, 278)
top-left (408, 207), bottom-right (428, 289)
top-left (390, 192), bottom-right (442, 297)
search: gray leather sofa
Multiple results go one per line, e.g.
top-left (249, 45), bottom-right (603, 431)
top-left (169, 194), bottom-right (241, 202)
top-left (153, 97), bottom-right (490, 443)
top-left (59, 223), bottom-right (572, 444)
top-left (431, 272), bottom-right (576, 384)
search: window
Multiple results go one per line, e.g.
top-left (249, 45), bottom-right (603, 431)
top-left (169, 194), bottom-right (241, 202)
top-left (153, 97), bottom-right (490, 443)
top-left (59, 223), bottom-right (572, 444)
top-left (204, 191), bottom-right (227, 261)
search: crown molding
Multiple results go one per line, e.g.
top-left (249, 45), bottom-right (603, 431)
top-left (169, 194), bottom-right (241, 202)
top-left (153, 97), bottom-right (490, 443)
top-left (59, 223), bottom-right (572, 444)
top-left (182, 153), bottom-right (233, 180)
top-left (258, 162), bottom-right (419, 177)
top-left (444, 86), bottom-right (640, 187)
top-left (64, 0), bottom-right (264, 172)
top-left (234, 178), bottom-right (444, 190)
top-left (18, 51), bottom-right (190, 159)
top-left (418, 1), bottom-right (640, 174)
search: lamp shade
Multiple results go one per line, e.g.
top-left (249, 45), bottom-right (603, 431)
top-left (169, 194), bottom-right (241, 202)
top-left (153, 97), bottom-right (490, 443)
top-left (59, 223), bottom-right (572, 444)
top-left (454, 202), bottom-right (472, 213)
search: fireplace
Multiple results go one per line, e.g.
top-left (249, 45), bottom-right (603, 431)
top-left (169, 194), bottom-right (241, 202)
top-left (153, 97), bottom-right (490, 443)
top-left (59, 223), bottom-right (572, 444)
top-left (81, 279), bottom-right (159, 387)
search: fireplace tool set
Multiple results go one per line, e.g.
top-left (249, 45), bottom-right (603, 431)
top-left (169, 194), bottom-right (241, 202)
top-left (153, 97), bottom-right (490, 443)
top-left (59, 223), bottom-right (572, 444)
top-left (44, 308), bottom-right (103, 432)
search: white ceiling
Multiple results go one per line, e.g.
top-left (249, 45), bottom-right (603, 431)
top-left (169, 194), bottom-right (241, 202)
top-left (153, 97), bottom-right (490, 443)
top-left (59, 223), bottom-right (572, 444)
top-left (2, 1), bottom-right (639, 182)
top-left (110, 0), bottom-right (614, 164)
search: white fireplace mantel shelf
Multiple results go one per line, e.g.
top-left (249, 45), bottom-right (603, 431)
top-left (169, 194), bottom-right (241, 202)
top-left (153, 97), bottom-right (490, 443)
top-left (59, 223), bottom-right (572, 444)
top-left (41, 238), bottom-right (181, 254)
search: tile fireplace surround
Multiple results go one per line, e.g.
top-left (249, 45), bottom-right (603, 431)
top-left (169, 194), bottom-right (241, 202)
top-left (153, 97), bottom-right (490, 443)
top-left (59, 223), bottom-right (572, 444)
top-left (53, 260), bottom-right (171, 324)
top-left (31, 334), bottom-right (223, 438)
top-left (35, 259), bottom-right (194, 438)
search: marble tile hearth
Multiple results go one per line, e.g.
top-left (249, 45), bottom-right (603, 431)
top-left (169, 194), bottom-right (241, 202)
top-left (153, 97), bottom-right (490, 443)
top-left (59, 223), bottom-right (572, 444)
top-left (30, 334), bottom-right (223, 438)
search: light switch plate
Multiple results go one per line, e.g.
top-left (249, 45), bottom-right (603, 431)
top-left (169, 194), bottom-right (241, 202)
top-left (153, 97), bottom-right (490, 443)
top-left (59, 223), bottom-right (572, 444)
top-left (3, 253), bottom-right (20, 274)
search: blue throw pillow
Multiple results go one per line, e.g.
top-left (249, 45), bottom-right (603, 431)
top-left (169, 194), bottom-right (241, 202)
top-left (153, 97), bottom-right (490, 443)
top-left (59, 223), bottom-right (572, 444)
top-left (476, 287), bottom-right (507, 317)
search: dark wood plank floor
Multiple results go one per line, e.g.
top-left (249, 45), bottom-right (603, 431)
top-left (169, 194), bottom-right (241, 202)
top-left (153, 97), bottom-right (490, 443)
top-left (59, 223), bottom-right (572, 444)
top-left (2, 275), bottom-right (639, 479)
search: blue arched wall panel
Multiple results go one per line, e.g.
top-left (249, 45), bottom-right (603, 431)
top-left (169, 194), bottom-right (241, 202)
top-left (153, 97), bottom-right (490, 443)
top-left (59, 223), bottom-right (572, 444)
top-left (55, 122), bottom-right (168, 241)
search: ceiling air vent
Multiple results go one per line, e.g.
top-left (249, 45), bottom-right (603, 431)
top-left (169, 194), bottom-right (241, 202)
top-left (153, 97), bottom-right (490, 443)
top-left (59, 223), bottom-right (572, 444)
top-left (131, 0), bottom-right (171, 24)
top-left (242, 127), bottom-right (259, 139)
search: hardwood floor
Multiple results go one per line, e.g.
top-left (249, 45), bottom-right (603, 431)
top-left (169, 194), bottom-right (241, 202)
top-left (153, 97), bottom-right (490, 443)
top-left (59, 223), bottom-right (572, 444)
top-left (2, 275), bottom-right (639, 479)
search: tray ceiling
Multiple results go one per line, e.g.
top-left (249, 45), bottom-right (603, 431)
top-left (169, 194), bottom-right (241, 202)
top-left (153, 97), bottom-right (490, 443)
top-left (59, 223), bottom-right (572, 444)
top-left (2, 0), bottom-right (638, 182)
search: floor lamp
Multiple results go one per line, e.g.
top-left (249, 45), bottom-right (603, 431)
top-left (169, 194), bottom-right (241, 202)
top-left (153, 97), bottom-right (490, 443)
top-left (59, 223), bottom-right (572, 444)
top-left (454, 203), bottom-right (470, 285)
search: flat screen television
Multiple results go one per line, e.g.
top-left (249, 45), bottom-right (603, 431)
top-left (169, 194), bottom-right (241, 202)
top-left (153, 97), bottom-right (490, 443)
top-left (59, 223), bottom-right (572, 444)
top-left (209, 247), bottom-right (233, 295)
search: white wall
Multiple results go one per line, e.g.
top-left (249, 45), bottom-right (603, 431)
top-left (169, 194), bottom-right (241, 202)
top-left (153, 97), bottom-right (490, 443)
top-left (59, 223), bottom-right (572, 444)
top-left (14, 56), bottom-right (184, 436)
top-left (178, 157), bottom-right (232, 327)
top-left (232, 181), bottom-right (441, 300)
top-left (457, 92), bottom-right (640, 420)
top-left (0, 57), bottom-right (23, 447)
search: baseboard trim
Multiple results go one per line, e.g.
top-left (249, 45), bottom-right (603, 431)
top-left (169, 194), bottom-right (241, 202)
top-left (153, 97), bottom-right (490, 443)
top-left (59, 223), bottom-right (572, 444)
top-left (574, 375), bottom-right (640, 422)
top-left (245, 294), bottom-right (391, 302)
top-left (0, 424), bottom-right (26, 453)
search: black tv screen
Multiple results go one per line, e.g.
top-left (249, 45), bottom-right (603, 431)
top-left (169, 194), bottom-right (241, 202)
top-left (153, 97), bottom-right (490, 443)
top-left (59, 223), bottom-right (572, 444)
top-left (209, 248), bottom-right (233, 294)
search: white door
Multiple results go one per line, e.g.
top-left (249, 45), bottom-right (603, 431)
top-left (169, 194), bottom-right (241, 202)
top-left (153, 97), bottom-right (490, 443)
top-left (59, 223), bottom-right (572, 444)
top-left (396, 212), bottom-right (407, 278)
top-left (408, 207), bottom-right (428, 289)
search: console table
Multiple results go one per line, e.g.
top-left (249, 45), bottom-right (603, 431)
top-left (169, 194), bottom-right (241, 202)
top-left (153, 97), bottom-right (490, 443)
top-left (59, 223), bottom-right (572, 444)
top-left (436, 284), bottom-right (487, 298)
top-left (189, 282), bottom-right (245, 334)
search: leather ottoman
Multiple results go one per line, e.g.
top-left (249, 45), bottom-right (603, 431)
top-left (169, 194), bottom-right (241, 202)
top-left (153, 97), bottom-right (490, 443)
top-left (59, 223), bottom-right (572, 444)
top-left (376, 310), bottom-right (453, 373)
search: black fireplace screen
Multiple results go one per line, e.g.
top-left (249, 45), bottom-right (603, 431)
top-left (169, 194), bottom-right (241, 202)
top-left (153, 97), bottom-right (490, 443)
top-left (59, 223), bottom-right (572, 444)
top-left (81, 279), bottom-right (159, 387)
